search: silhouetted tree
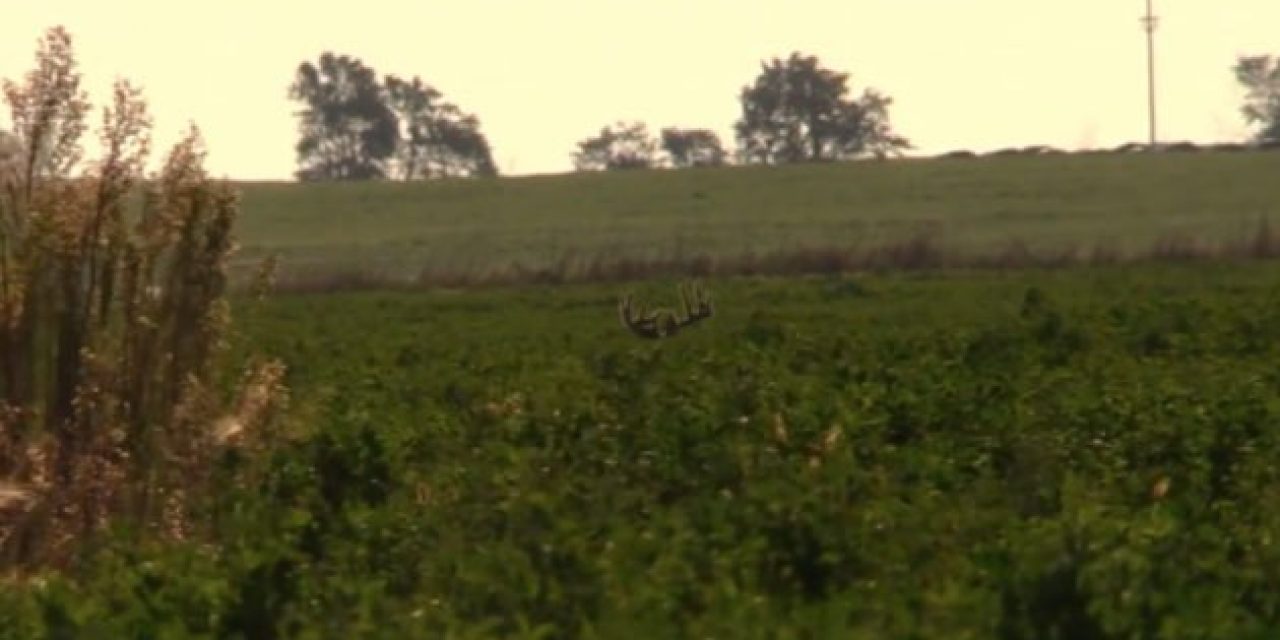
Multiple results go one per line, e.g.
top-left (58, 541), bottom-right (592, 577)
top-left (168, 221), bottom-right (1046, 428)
top-left (661, 128), bottom-right (726, 168)
top-left (383, 75), bottom-right (439, 180)
top-left (384, 75), bottom-right (496, 179)
top-left (735, 53), bottom-right (909, 164)
top-left (428, 106), bottom-right (497, 178)
top-left (1235, 55), bottom-right (1280, 144)
top-left (289, 52), bottom-right (398, 181)
top-left (572, 121), bottom-right (656, 171)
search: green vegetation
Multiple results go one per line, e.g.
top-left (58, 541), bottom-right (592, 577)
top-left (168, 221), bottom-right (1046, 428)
top-left (1236, 54), bottom-right (1280, 144)
top-left (288, 53), bottom-right (496, 182)
top-left (10, 23), bottom-right (1280, 640)
top-left (234, 151), bottom-right (1280, 283)
top-left (734, 52), bottom-right (909, 163)
top-left (7, 264), bottom-right (1280, 637)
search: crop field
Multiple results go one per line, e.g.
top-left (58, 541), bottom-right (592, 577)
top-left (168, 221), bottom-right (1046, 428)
top-left (232, 151), bottom-right (1280, 283)
top-left (11, 17), bottom-right (1280, 640)
top-left (9, 263), bottom-right (1280, 637)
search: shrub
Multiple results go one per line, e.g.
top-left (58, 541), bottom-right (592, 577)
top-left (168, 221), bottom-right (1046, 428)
top-left (0, 27), bottom-right (285, 571)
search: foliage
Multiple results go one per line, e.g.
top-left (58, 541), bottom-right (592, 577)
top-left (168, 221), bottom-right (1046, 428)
top-left (572, 121), bottom-right (658, 171)
top-left (735, 52), bottom-right (910, 164)
top-left (1235, 55), bottom-right (1280, 144)
top-left (289, 53), bottom-right (399, 181)
top-left (384, 75), bottom-right (496, 180)
top-left (660, 127), bottom-right (726, 168)
top-left (4, 265), bottom-right (1280, 636)
top-left (289, 54), bottom-right (497, 182)
top-left (0, 27), bottom-right (286, 572)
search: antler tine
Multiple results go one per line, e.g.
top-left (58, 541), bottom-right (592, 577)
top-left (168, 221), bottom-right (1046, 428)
top-left (670, 282), bottom-right (712, 329)
top-left (618, 293), bottom-right (662, 338)
top-left (618, 293), bottom-right (633, 325)
top-left (677, 282), bottom-right (692, 318)
top-left (618, 294), bottom-right (641, 325)
top-left (686, 281), bottom-right (712, 320)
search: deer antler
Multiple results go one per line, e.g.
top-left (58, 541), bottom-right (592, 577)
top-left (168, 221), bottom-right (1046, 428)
top-left (618, 282), bottom-right (713, 339)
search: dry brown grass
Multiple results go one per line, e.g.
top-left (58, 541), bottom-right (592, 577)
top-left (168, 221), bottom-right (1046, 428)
top-left (0, 27), bottom-right (286, 571)
top-left (260, 221), bottom-right (1280, 292)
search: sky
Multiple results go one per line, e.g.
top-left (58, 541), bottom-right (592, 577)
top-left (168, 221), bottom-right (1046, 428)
top-left (0, 1), bottom-right (1276, 179)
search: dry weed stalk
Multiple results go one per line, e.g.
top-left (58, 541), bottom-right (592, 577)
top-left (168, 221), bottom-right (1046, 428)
top-left (0, 27), bottom-right (286, 570)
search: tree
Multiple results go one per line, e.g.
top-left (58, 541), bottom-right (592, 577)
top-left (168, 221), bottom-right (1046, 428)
top-left (734, 52), bottom-right (909, 164)
top-left (384, 75), bottom-right (496, 179)
top-left (382, 75), bottom-right (440, 181)
top-left (289, 53), bottom-right (398, 181)
top-left (1235, 55), bottom-right (1280, 144)
top-left (661, 128), bottom-right (726, 168)
top-left (572, 121), bottom-right (657, 171)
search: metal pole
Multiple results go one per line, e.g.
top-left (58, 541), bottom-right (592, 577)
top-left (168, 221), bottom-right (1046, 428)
top-left (1142, 0), bottom-right (1159, 148)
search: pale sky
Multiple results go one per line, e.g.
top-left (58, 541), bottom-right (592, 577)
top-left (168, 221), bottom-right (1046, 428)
top-left (1, 1), bottom-right (1276, 179)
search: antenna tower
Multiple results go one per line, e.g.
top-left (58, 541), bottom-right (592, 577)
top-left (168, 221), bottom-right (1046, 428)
top-left (1141, 0), bottom-right (1159, 148)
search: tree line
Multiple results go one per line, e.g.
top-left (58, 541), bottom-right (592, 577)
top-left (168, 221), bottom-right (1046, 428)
top-left (289, 53), bottom-right (497, 181)
top-left (290, 52), bottom-right (911, 180)
top-left (290, 51), bottom-right (1280, 181)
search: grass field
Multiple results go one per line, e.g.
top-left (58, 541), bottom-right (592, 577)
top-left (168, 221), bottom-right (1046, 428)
top-left (233, 151), bottom-right (1280, 284)
top-left (10, 264), bottom-right (1280, 637)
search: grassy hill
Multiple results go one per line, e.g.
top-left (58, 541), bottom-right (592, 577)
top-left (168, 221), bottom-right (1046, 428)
top-left (233, 150), bottom-right (1280, 284)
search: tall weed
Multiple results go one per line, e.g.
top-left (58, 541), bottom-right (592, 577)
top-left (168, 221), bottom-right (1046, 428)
top-left (0, 27), bottom-right (285, 571)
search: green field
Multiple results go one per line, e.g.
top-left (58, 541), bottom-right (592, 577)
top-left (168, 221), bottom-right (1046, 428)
top-left (9, 148), bottom-right (1280, 637)
top-left (10, 264), bottom-right (1280, 637)
top-left (16, 21), bottom-right (1280, 639)
top-left (234, 151), bottom-right (1280, 282)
